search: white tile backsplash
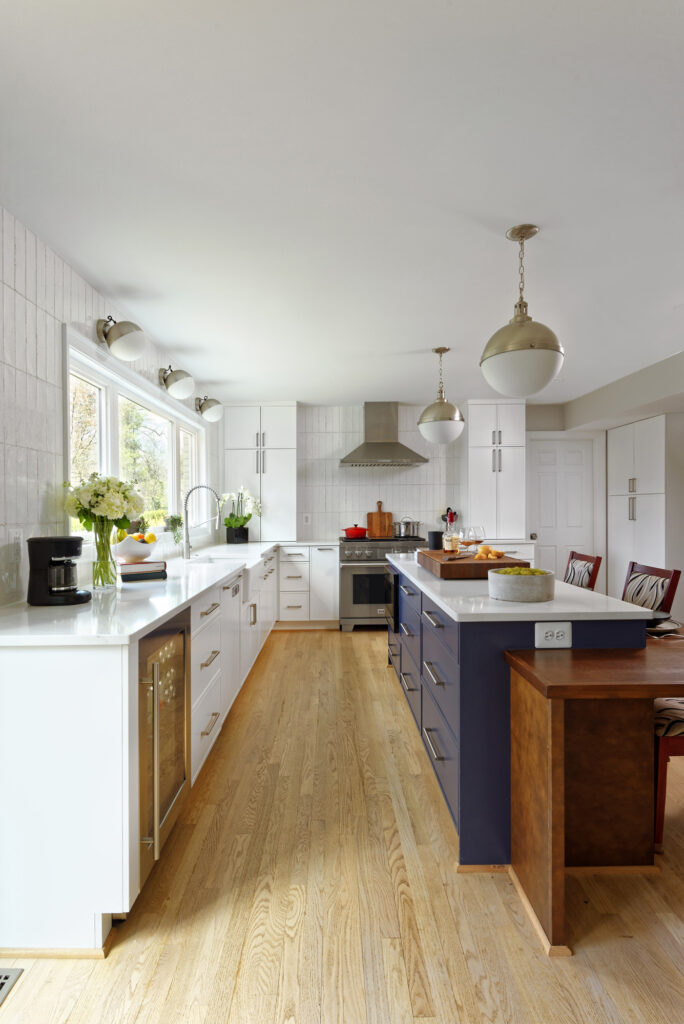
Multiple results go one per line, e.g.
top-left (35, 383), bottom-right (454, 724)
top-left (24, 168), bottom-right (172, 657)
top-left (0, 202), bottom-right (221, 605)
top-left (297, 404), bottom-right (465, 541)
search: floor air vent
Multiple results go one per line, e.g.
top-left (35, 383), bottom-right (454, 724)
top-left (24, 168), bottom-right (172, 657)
top-left (0, 969), bottom-right (23, 1007)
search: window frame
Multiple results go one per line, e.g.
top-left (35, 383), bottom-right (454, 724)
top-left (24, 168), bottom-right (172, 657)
top-left (64, 325), bottom-right (207, 538)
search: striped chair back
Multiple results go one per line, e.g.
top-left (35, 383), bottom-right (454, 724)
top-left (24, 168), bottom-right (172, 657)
top-left (621, 561), bottom-right (681, 614)
top-left (563, 551), bottom-right (602, 591)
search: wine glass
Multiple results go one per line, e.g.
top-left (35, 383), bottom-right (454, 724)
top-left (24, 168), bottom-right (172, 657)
top-left (467, 525), bottom-right (485, 543)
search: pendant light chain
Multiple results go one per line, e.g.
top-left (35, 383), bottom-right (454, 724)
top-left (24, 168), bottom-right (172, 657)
top-left (438, 349), bottom-right (445, 399)
top-left (518, 239), bottom-right (525, 302)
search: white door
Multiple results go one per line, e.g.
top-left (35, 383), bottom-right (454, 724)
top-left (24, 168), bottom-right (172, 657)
top-left (225, 406), bottom-right (261, 449)
top-left (468, 446), bottom-right (498, 537)
top-left (527, 439), bottom-right (596, 580)
top-left (260, 448), bottom-right (297, 541)
top-left (497, 446), bottom-right (526, 538)
top-left (497, 403), bottom-right (526, 446)
top-left (607, 424), bottom-right (633, 495)
top-left (634, 416), bottom-right (665, 494)
top-left (260, 406), bottom-right (297, 449)
top-left (224, 449), bottom-right (261, 541)
top-left (607, 494), bottom-right (632, 598)
top-left (467, 404), bottom-right (497, 446)
top-left (310, 545), bottom-right (339, 619)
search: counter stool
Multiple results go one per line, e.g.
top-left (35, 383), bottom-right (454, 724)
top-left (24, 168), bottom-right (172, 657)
top-left (654, 699), bottom-right (684, 852)
top-left (621, 561), bottom-right (680, 614)
top-left (563, 550), bottom-right (602, 590)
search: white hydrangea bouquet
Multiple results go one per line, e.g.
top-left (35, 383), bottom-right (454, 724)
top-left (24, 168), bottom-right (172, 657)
top-left (65, 472), bottom-right (144, 587)
top-left (222, 486), bottom-right (262, 542)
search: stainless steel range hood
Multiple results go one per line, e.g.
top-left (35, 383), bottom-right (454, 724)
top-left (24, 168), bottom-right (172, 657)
top-left (340, 402), bottom-right (428, 467)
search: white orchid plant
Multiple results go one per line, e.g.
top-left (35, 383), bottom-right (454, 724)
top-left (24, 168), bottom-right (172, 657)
top-left (222, 486), bottom-right (262, 529)
top-left (65, 472), bottom-right (145, 533)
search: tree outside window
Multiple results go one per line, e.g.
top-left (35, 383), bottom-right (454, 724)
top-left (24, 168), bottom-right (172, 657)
top-left (118, 396), bottom-right (170, 527)
top-left (69, 374), bottom-right (101, 482)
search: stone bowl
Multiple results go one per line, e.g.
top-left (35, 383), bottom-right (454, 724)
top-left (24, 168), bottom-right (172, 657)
top-left (488, 568), bottom-right (555, 603)
top-left (113, 536), bottom-right (158, 563)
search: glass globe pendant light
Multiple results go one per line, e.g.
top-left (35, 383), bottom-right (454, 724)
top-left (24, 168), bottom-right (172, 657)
top-left (480, 225), bottom-right (564, 397)
top-left (417, 346), bottom-right (465, 443)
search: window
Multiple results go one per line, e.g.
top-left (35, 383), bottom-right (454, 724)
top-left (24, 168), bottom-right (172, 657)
top-left (118, 397), bottom-right (171, 528)
top-left (179, 428), bottom-right (198, 524)
top-left (69, 374), bottom-right (102, 483)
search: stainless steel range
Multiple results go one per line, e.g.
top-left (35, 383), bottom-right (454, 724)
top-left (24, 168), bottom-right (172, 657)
top-left (339, 536), bottom-right (425, 631)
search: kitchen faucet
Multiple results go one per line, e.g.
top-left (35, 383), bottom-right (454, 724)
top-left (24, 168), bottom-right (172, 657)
top-left (182, 485), bottom-right (222, 559)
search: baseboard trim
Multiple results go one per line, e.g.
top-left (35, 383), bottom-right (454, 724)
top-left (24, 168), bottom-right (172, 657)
top-left (456, 863), bottom-right (508, 873)
top-left (507, 866), bottom-right (573, 957)
top-left (273, 621), bottom-right (339, 631)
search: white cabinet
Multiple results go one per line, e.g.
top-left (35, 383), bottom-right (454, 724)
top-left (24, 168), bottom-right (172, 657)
top-left (467, 401), bottom-right (526, 447)
top-left (468, 445), bottom-right (526, 539)
top-left (277, 543), bottom-right (339, 622)
top-left (607, 416), bottom-right (666, 495)
top-left (261, 406), bottom-right (298, 448)
top-left (240, 589), bottom-right (259, 681)
top-left (310, 545), bottom-right (339, 619)
top-left (219, 573), bottom-right (242, 722)
top-left (607, 493), bottom-right (666, 599)
top-left (225, 406), bottom-right (262, 449)
top-left (260, 448), bottom-right (297, 541)
top-left (224, 404), bottom-right (297, 449)
top-left (224, 449), bottom-right (261, 505)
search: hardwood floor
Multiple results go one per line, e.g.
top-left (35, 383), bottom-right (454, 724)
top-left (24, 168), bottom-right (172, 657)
top-left (3, 629), bottom-right (684, 1022)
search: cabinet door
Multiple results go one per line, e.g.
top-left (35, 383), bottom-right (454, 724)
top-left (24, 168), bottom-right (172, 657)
top-left (634, 416), bottom-right (665, 494)
top-left (497, 403), bottom-right (526, 446)
top-left (633, 493), bottom-right (666, 567)
top-left (496, 446), bottom-right (526, 538)
top-left (310, 546), bottom-right (339, 619)
top-left (260, 448), bottom-right (297, 541)
top-left (220, 576), bottom-right (242, 719)
top-left (468, 446), bottom-right (498, 537)
top-left (607, 424), bottom-right (633, 495)
top-left (224, 449), bottom-right (261, 541)
top-left (607, 494), bottom-right (632, 598)
top-left (225, 406), bottom-right (261, 449)
top-left (260, 406), bottom-right (297, 448)
top-left (240, 597), bottom-right (258, 682)
top-left (467, 404), bottom-right (498, 446)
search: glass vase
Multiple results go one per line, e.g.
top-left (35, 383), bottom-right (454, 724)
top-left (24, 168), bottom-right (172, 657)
top-left (92, 521), bottom-right (117, 588)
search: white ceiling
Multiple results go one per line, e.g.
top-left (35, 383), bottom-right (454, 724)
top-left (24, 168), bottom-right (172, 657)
top-left (1, 1), bottom-right (683, 406)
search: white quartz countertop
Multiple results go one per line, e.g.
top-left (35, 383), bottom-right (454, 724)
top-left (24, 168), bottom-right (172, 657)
top-left (388, 553), bottom-right (652, 623)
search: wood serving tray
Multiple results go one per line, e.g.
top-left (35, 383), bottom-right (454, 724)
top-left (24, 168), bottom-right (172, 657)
top-left (417, 549), bottom-right (531, 580)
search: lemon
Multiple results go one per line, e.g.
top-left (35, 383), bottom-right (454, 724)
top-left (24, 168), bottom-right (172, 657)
top-left (145, 532), bottom-right (157, 543)
top-left (116, 528), bottom-right (128, 542)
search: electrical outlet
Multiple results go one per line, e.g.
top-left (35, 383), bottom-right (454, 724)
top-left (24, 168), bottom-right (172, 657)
top-left (535, 621), bottom-right (572, 648)
top-left (302, 513), bottom-right (312, 526)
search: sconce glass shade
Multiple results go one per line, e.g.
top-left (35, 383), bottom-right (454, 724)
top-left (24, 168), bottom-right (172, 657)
top-left (96, 317), bottom-right (146, 361)
top-left (480, 317), bottom-right (564, 397)
top-left (195, 396), bottom-right (224, 422)
top-left (159, 366), bottom-right (195, 399)
top-left (418, 399), bottom-right (465, 444)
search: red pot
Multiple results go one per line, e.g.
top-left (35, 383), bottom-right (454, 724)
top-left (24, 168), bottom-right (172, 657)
top-left (343, 524), bottom-right (367, 539)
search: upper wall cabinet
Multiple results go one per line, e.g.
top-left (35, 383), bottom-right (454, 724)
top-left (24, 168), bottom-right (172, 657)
top-left (467, 400), bottom-right (526, 447)
top-left (224, 405), bottom-right (297, 450)
top-left (607, 417), bottom-right (666, 496)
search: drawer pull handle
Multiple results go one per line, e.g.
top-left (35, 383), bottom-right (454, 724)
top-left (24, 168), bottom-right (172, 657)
top-left (286, 604), bottom-right (303, 609)
top-left (400, 622), bottom-right (412, 637)
top-left (201, 649), bottom-right (220, 670)
top-left (400, 585), bottom-right (415, 596)
top-left (201, 711), bottom-right (221, 737)
top-left (200, 602), bottom-right (220, 618)
top-left (286, 575), bottom-right (303, 579)
top-left (423, 727), bottom-right (445, 761)
top-left (400, 671), bottom-right (417, 692)
top-left (423, 660), bottom-right (445, 687)
top-left (317, 546), bottom-right (335, 550)
top-left (388, 642), bottom-right (398, 656)
top-left (423, 610), bottom-right (442, 628)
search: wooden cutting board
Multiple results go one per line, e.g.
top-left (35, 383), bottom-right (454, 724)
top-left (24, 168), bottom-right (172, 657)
top-left (417, 549), bottom-right (530, 579)
top-left (367, 500), bottom-right (393, 539)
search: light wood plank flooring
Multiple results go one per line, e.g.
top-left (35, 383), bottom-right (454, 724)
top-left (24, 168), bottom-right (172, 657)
top-left (2, 629), bottom-right (684, 1023)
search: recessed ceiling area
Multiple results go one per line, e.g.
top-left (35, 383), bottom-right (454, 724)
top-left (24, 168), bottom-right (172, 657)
top-left (1, 1), bottom-right (682, 406)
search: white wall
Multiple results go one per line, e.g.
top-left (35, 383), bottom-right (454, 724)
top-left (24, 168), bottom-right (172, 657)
top-left (0, 204), bottom-right (220, 605)
top-left (296, 404), bottom-right (465, 541)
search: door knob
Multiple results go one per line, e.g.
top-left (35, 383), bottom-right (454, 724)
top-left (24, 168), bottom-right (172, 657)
top-left (529, 532), bottom-right (538, 540)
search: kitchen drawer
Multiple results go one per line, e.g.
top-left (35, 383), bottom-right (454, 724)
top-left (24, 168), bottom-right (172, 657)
top-left (191, 586), bottom-right (221, 634)
top-left (421, 681), bottom-right (459, 827)
top-left (422, 626), bottom-right (459, 735)
top-left (388, 637), bottom-right (400, 678)
top-left (191, 669), bottom-right (222, 783)
top-left (421, 599), bottom-right (459, 661)
top-left (279, 545), bottom-right (309, 562)
top-left (398, 574), bottom-right (422, 619)
top-left (398, 646), bottom-right (421, 728)
top-left (398, 602), bottom-right (421, 672)
top-left (191, 616), bottom-right (222, 705)
top-left (279, 594), bottom-right (310, 620)
top-left (280, 562), bottom-right (310, 591)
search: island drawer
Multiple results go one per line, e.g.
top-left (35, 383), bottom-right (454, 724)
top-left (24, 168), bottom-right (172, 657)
top-left (398, 575), bottom-right (422, 618)
top-left (280, 563), bottom-right (310, 591)
top-left (191, 669), bottom-right (222, 784)
top-left (398, 602), bottom-right (421, 670)
top-left (421, 681), bottom-right (459, 827)
top-left (280, 545), bottom-right (310, 562)
top-left (191, 586), bottom-right (222, 634)
top-left (388, 629), bottom-right (401, 677)
top-left (421, 598), bottom-right (459, 660)
top-left (422, 627), bottom-right (459, 734)
top-left (398, 646), bottom-right (421, 727)
top-left (191, 617), bottom-right (222, 705)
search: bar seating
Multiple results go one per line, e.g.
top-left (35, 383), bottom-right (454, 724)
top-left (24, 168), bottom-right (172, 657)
top-left (620, 561), bottom-right (682, 852)
top-left (563, 550), bottom-right (602, 590)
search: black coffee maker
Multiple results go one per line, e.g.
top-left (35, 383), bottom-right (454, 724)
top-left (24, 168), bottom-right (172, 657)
top-left (27, 536), bottom-right (92, 606)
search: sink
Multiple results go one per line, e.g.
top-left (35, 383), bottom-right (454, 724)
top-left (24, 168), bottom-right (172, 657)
top-left (190, 554), bottom-right (244, 564)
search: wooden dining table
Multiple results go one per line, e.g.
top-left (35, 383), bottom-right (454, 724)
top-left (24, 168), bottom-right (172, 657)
top-left (505, 636), bottom-right (684, 955)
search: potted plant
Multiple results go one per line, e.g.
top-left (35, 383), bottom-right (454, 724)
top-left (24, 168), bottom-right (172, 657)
top-left (164, 513), bottom-right (184, 545)
top-left (223, 487), bottom-right (261, 543)
top-left (64, 472), bottom-right (144, 587)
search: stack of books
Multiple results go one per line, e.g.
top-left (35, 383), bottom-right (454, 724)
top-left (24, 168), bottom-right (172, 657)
top-left (118, 560), bottom-right (167, 583)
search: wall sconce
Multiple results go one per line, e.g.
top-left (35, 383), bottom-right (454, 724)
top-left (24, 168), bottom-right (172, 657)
top-left (195, 396), bottom-right (224, 422)
top-left (96, 316), bottom-right (146, 362)
top-left (159, 365), bottom-right (195, 400)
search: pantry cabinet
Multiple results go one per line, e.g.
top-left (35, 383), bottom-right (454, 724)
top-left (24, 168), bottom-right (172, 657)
top-left (607, 416), bottom-right (665, 496)
top-left (466, 400), bottom-right (526, 540)
top-left (224, 404), bottom-right (297, 449)
top-left (467, 400), bottom-right (526, 447)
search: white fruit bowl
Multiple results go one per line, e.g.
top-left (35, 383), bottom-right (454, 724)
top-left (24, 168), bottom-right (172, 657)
top-left (488, 568), bottom-right (555, 603)
top-left (113, 536), bottom-right (158, 563)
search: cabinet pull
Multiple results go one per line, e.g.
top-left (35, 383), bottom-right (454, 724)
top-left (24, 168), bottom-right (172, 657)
top-left (285, 551), bottom-right (305, 557)
top-left (400, 671), bottom-right (417, 692)
top-left (262, 450), bottom-right (266, 474)
top-left (286, 574), bottom-right (302, 579)
top-left (400, 622), bottom-right (412, 637)
top-left (498, 429), bottom-right (502, 445)
top-left (423, 610), bottom-right (442, 628)
top-left (256, 450), bottom-right (260, 474)
top-left (492, 429), bottom-right (496, 444)
top-left (201, 711), bottom-right (221, 737)
top-left (388, 641), bottom-right (398, 655)
top-left (317, 546), bottom-right (335, 550)
top-left (262, 431), bottom-right (265, 447)
top-left (423, 727), bottom-right (444, 761)
top-left (250, 602), bottom-right (257, 626)
top-left (140, 662), bottom-right (161, 859)
top-left (423, 660), bottom-right (445, 687)
top-left (286, 604), bottom-right (303, 609)
top-left (628, 477), bottom-right (636, 493)
top-left (200, 602), bottom-right (220, 618)
top-left (492, 449), bottom-right (497, 472)
top-left (498, 448), bottom-right (502, 472)
top-left (201, 649), bottom-right (220, 670)
top-left (400, 585), bottom-right (415, 596)
top-left (256, 431), bottom-right (260, 447)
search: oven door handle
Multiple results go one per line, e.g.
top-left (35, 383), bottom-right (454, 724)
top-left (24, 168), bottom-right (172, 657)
top-left (340, 562), bottom-right (388, 568)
